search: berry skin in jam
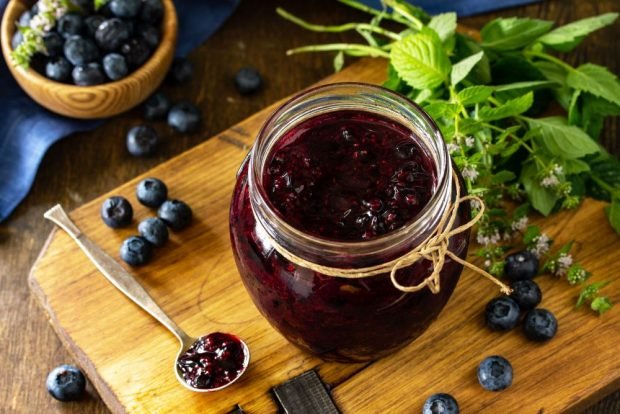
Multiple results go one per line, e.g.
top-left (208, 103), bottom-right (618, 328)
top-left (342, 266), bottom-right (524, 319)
top-left (263, 110), bottom-right (436, 241)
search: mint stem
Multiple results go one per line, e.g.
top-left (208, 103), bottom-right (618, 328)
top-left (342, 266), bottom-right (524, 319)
top-left (286, 43), bottom-right (390, 58)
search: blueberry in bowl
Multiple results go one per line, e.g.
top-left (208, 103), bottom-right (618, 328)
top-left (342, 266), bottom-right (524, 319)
top-left (1, 0), bottom-right (178, 119)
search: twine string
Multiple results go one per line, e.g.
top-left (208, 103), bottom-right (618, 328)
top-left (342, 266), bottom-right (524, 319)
top-left (261, 169), bottom-right (512, 295)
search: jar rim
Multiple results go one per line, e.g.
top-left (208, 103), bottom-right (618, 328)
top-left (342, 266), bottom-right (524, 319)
top-left (248, 82), bottom-right (452, 260)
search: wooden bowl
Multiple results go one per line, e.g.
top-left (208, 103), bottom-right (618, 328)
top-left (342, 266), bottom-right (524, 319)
top-left (1, 0), bottom-right (178, 119)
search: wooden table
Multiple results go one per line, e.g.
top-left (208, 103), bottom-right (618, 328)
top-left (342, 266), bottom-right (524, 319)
top-left (0, 0), bottom-right (618, 412)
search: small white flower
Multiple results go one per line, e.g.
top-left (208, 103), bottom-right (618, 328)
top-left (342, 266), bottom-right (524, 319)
top-left (476, 230), bottom-right (501, 246)
top-left (484, 260), bottom-right (491, 268)
top-left (554, 253), bottom-right (573, 276)
top-left (502, 231), bottom-right (512, 241)
top-left (553, 164), bottom-right (564, 176)
top-left (511, 216), bottom-right (529, 233)
top-left (529, 234), bottom-right (551, 258)
top-left (470, 199), bottom-right (482, 210)
top-left (540, 174), bottom-right (560, 188)
top-left (464, 136), bottom-right (475, 147)
top-left (446, 143), bottom-right (460, 154)
top-left (462, 165), bottom-right (479, 182)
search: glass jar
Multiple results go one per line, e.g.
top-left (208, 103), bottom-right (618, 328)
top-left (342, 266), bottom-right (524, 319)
top-left (229, 83), bottom-right (471, 362)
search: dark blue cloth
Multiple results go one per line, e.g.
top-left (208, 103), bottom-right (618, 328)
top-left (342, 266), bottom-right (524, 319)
top-left (360, 0), bottom-right (540, 17)
top-left (0, 0), bottom-right (239, 222)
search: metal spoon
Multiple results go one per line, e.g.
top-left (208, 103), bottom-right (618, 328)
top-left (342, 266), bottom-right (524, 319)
top-left (44, 204), bottom-right (250, 392)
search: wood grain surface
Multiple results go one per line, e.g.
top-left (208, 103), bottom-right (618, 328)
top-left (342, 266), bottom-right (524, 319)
top-left (0, 0), bottom-right (177, 118)
top-left (1, 0), bottom-right (618, 413)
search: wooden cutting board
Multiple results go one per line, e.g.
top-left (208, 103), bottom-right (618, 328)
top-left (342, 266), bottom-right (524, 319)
top-left (29, 57), bottom-right (620, 414)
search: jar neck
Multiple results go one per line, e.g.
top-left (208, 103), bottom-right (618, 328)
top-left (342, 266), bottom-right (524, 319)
top-left (248, 83), bottom-right (452, 267)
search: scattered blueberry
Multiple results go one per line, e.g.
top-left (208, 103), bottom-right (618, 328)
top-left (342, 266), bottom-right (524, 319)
top-left (166, 57), bottom-right (193, 84)
top-left (120, 37), bottom-right (151, 68)
top-left (18, 10), bottom-right (32, 27)
top-left (136, 177), bottom-right (168, 207)
top-left (422, 393), bottom-right (459, 414)
top-left (103, 53), bottom-right (129, 81)
top-left (100, 196), bottom-right (133, 228)
top-left (120, 236), bottom-right (153, 266)
top-left (140, 0), bottom-right (164, 24)
top-left (46, 364), bottom-right (86, 402)
top-left (523, 308), bottom-right (557, 342)
top-left (510, 279), bottom-right (542, 311)
top-left (138, 217), bottom-right (169, 247)
top-left (126, 125), bottom-right (159, 157)
top-left (84, 14), bottom-right (106, 37)
top-left (485, 296), bottom-right (520, 331)
top-left (57, 13), bottom-right (85, 38)
top-left (110, 0), bottom-right (142, 18)
top-left (45, 57), bottom-right (73, 83)
top-left (11, 31), bottom-right (24, 50)
top-left (72, 62), bottom-right (106, 86)
top-left (477, 356), bottom-right (513, 392)
top-left (158, 200), bottom-right (192, 231)
top-left (43, 32), bottom-right (64, 58)
top-left (143, 91), bottom-right (171, 120)
top-left (95, 18), bottom-right (132, 51)
top-left (136, 23), bottom-right (160, 50)
top-left (167, 101), bottom-right (201, 133)
top-left (235, 67), bottom-right (263, 95)
top-left (64, 35), bottom-right (99, 66)
top-left (504, 250), bottom-right (539, 281)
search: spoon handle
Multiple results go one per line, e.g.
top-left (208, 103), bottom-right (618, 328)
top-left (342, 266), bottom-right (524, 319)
top-left (44, 204), bottom-right (192, 345)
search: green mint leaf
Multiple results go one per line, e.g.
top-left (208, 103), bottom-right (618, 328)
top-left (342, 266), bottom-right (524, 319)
top-left (481, 17), bottom-right (554, 51)
top-left (568, 90), bottom-right (581, 126)
top-left (383, 63), bottom-right (412, 95)
top-left (428, 12), bottom-right (457, 43)
top-left (526, 116), bottom-right (599, 159)
top-left (591, 297), bottom-right (613, 315)
top-left (391, 29), bottom-right (451, 90)
top-left (454, 34), bottom-right (491, 85)
top-left (493, 80), bottom-right (559, 93)
top-left (561, 158), bottom-right (590, 174)
top-left (538, 13), bottom-right (618, 52)
top-left (450, 51), bottom-right (484, 86)
top-left (479, 92), bottom-right (534, 121)
top-left (607, 197), bottom-right (620, 235)
top-left (587, 153), bottom-right (620, 201)
top-left (333, 51), bottom-right (344, 72)
top-left (523, 224), bottom-right (541, 245)
top-left (566, 63), bottom-right (620, 107)
top-left (491, 170), bottom-right (517, 185)
top-left (423, 101), bottom-right (458, 120)
top-left (580, 93), bottom-right (620, 139)
top-left (534, 61), bottom-right (572, 110)
top-left (521, 162), bottom-right (560, 216)
top-left (413, 88), bottom-right (434, 104)
top-left (457, 85), bottom-right (493, 106)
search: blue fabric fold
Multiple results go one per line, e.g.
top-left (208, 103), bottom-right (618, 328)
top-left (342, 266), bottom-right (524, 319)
top-left (359, 0), bottom-right (541, 17)
top-left (0, 0), bottom-right (239, 222)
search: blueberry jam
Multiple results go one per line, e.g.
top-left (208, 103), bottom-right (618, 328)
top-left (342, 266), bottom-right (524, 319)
top-left (230, 86), bottom-right (471, 362)
top-left (264, 110), bottom-right (436, 241)
top-left (176, 333), bottom-right (246, 390)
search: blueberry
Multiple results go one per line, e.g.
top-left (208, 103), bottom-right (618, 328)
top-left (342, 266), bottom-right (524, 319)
top-left (477, 356), bottom-right (513, 392)
top-left (45, 57), bottom-right (73, 82)
top-left (485, 296), bottom-right (520, 331)
top-left (95, 18), bottom-right (132, 51)
top-left (18, 10), bottom-right (32, 27)
top-left (31, 3), bottom-right (39, 14)
top-left (523, 308), bottom-right (557, 341)
top-left (136, 23), bottom-right (160, 49)
top-left (510, 279), bottom-right (542, 311)
top-left (110, 0), bottom-right (142, 18)
top-left (235, 67), bottom-right (263, 95)
top-left (84, 14), bottom-right (106, 37)
top-left (11, 31), bottom-right (24, 50)
top-left (126, 125), bottom-right (158, 157)
top-left (43, 32), bottom-right (64, 58)
top-left (120, 236), bottom-right (153, 266)
top-left (30, 52), bottom-right (48, 73)
top-left (120, 38), bottom-right (151, 68)
top-left (103, 53), bottom-right (129, 81)
top-left (138, 217), bottom-right (169, 247)
top-left (57, 13), bottom-right (85, 39)
top-left (167, 101), bottom-right (201, 133)
top-left (136, 177), bottom-right (168, 207)
top-left (100, 196), bottom-right (133, 228)
top-left (143, 91), bottom-right (170, 120)
top-left (158, 200), bottom-right (192, 231)
top-left (64, 35), bottom-right (99, 66)
top-left (140, 0), bottom-right (163, 24)
top-left (504, 250), bottom-right (538, 280)
top-left (166, 57), bottom-right (193, 84)
top-left (46, 364), bottom-right (86, 402)
top-left (422, 393), bottom-right (459, 414)
top-left (72, 62), bottom-right (106, 86)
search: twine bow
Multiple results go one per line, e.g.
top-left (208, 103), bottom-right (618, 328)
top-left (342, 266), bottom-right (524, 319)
top-left (261, 169), bottom-right (512, 295)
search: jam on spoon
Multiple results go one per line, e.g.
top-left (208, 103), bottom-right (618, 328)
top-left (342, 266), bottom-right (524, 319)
top-left (176, 332), bottom-right (247, 390)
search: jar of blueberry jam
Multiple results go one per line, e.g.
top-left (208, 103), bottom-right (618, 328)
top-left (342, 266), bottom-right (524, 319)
top-left (230, 83), bottom-right (471, 362)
